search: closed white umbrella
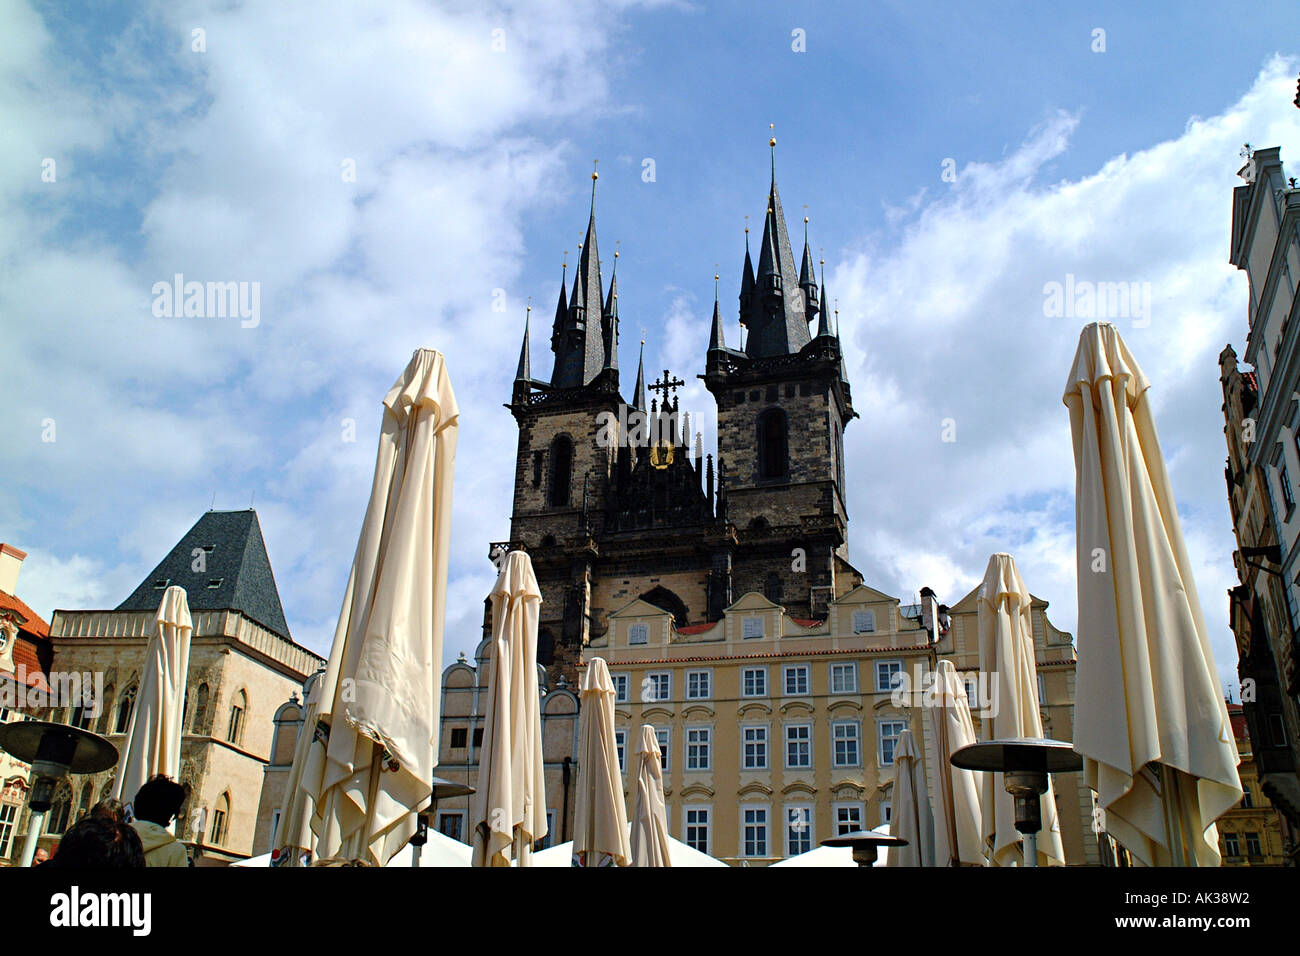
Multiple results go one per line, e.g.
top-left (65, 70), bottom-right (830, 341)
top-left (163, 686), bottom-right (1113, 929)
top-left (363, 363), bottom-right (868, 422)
top-left (976, 552), bottom-right (1066, 866)
top-left (928, 659), bottom-right (985, 866)
top-left (1064, 322), bottom-right (1241, 866)
top-left (573, 657), bottom-right (631, 867)
top-left (268, 670), bottom-right (324, 866)
top-left (111, 585), bottom-right (192, 808)
top-left (470, 550), bottom-right (547, 866)
top-left (306, 348), bottom-right (459, 866)
top-left (886, 727), bottom-right (934, 866)
top-left (629, 724), bottom-right (671, 867)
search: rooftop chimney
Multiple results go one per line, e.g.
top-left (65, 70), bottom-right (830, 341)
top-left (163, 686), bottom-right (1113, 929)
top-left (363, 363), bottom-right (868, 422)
top-left (0, 544), bottom-right (26, 596)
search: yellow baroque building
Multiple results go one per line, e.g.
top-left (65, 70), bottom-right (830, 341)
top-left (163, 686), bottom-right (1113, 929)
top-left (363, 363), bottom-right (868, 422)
top-left (583, 581), bottom-right (1097, 865)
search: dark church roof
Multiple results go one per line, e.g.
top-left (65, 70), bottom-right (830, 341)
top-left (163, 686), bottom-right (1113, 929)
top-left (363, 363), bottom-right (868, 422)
top-left (117, 509), bottom-right (291, 639)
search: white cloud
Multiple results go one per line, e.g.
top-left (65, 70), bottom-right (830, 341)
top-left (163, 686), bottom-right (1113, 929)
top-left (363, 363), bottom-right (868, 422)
top-left (829, 56), bottom-right (1300, 691)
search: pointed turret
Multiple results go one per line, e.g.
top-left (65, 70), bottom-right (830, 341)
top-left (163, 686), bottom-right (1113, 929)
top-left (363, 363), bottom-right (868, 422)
top-left (745, 135), bottom-right (813, 358)
top-left (708, 272), bottom-right (726, 352)
top-left (550, 170), bottom-right (612, 388)
top-left (633, 339), bottom-right (647, 412)
top-left (799, 219), bottom-right (820, 323)
top-left (602, 249), bottom-right (619, 372)
top-left (515, 303), bottom-right (532, 382)
top-left (739, 226), bottom-right (756, 322)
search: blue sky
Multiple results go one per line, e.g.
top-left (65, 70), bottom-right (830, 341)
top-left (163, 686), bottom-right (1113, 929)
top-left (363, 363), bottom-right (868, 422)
top-left (3, 0), bottom-right (1300, 692)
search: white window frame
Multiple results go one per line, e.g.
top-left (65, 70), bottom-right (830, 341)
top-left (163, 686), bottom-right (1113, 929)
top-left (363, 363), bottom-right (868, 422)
top-left (268, 809), bottom-right (282, 852)
top-left (742, 616), bottom-right (764, 639)
top-left (832, 801), bottom-right (865, 836)
top-left (684, 805), bottom-right (712, 855)
top-left (875, 659), bottom-right (903, 693)
top-left (0, 802), bottom-right (16, 858)
top-left (831, 719), bottom-right (861, 768)
top-left (741, 666), bottom-right (768, 698)
top-left (628, 622), bottom-right (649, 645)
top-left (615, 728), bottom-right (627, 772)
top-left (784, 722), bottom-right (813, 769)
top-left (829, 662), bottom-right (858, 694)
top-left (880, 800), bottom-right (892, 826)
top-left (964, 677), bottom-right (980, 709)
top-left (436, 810), bottom-right (466, 842)
top-left (655, 726), bottom-right (672, 773)
top-left (784, 804), bottom-right (814, 857)
top-left (741, 805), bottom-right (770, 859)
top-left (612, 673), bottom-right (629, 703)
top-left (878, 719), bottom-right (906, 767)
top-left (685, 725), bottom-right (712, 771)
top-left (1037, 673), bottom-right (1047, 705)
top-left (646, 671), bottom-right (671, 703)
top-left (783, 664), bottom-right (810, 696)
top-left (742, 724), bottom-right (769, 770)
top-left (685, 669), bottom-right (712, 700)
top-left (852, 609), bottom-right (876, 634)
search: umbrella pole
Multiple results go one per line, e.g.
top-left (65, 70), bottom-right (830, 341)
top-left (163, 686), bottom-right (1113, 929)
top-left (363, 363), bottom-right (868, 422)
top-left (18, 809), bottom-right (46, 867)
top-left (1161, 766), bottom-right (1191, 867)
top-left (1022, 831), bottom-right (1038, 868)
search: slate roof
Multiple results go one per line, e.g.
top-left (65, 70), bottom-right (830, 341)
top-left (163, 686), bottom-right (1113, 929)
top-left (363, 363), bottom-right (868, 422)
top-left (116, 510), bottom-right (291, 639)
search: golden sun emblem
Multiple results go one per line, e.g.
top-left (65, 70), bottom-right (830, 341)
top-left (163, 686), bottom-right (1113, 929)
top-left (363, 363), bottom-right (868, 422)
top-left (650, 444), bottom-right (674, 469)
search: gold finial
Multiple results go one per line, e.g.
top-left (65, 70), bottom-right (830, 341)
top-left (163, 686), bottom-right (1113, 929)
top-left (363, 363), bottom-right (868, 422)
top-left (526, 296), bottom-right (532, 315)
top-left (562, 250), bottom-right (568, 269)
top-left (744, 214), bottom-right (750, 235)
top-left (614, 239), bottom-right (620, 259)
top-left (592, 158), bottom-right (598, 181)
top-left (769, 122), bottom-right (776, 148)
top-left (641, 328), bottom-right (646, 346)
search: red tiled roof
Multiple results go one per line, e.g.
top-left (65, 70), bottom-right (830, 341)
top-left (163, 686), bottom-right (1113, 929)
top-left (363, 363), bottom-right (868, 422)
top-left (676, 622), bottom-right (716, 635)
top-left (791, 618), bottom-right (824, 628)
top-left (0, 591), bottom-right (50, 638)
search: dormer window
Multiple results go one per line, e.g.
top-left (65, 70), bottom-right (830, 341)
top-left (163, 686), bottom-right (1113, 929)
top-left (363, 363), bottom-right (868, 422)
top-left (206, 578), bottom-right (223, 589)
top-left (152, 579), bottom-right (170, 590)
top-left (628, 623), bottom-right (649, 645)
top-left (742, 616), bottom-right (764, 639)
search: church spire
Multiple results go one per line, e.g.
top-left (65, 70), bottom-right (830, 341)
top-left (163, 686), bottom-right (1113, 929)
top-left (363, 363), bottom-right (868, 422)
top-left (746, 128), bottom-right (812, 358)
top-left (739, 219), bottom-right (755, 320)
top-left (602, 247), bottom-right (619, 372)
top-left (550, 166), bottom-right (611, 388)
top-left (800, 216), bottom-right (820, 322)
top-left (515, 301), bottom-right (532, 382)
top-left (708, 270), bottom-right (726, 352)
top-left (633, 337), bottom-right (647, 411)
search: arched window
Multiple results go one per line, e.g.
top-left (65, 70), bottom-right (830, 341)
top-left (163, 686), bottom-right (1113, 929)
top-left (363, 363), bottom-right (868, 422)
top-left (757, 408), bottom-right (788, 479)
top-left (211, 792), bottom-right (230, 846)
top-left (191, 683), bottom-right (209, 734)
top-left (640, 586), bottom-right (690, 629)
top-left (46, 782), bottom-right (73, 835)
top-left (76, 782), bottom-right (94, 821)
top-left (549, 435), bottom-right (573, 507)
top-left (765, 573), bottom-right (783, 605)
top-left (114, 684), bottom-right (137, 735)
top-left (95, 684), bottom-right (115, 735)
top-left (227, 690), bottom-right (247, 745)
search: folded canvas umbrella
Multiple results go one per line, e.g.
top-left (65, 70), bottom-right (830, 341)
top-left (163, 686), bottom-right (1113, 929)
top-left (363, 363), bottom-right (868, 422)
top-left (236, 828), bottom-right (471, 868)
top-left (306, 348), bottom-right (459, 866)
top-left (629, 724), bottom-right (671, 867)
top-left (573, 657), bottom-right (631, 867)
top-left (268, 669), bottom-right (325, 866)
top-left (886, 727), bottom-right (934, 866)
top-left (470, 550), bottom-right (547, 866)
top-left (1064, 322), bottom-right (1241, 866)
top-left (111, 585), bottom-right (192, 809)
top-left (976, 552), bottom-right (1066, 866)
top-left (928, 659), bottom-right (985, 866)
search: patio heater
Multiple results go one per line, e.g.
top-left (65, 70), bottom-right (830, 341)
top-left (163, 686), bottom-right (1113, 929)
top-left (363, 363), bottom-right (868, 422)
top-left (0, 720), bottom-right (118, 867)
top-left (409, 775), bottom-right (475, 867)
top-left (950, 736), bottom-right (1081, 867)
top-left (820, 830), bottom-right (908, 868)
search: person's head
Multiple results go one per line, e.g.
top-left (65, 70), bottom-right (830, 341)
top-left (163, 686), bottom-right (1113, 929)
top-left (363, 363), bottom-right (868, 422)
top-left (33, 848), bottom-right (49, 864)
top-left (49, 815), bottom-right (144, 868)
top-left (131, 775), bottom-right (188, 826)
top-left (90, 798), bottom-right (125, 823)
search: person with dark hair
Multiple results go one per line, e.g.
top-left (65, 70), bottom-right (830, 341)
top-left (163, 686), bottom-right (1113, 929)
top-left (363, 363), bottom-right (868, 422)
top-left (45, 815), bottom-right (145, 868)
top-left (129, 775), bottom-right (189, 867)
top-left (90, 798), bottom-right (125, 823)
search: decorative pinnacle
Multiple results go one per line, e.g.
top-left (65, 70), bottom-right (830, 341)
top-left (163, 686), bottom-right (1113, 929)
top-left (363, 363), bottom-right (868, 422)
top-left (769, 122), bottom-right (776, 148)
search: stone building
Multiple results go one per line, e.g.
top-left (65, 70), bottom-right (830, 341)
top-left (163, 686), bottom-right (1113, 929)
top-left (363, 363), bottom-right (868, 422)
top-left (1219, 701), bottom-right (1289, 865)
top-left (583, 580), bottom-right (1097, 865)
top-left (0, 544), bottom-right (56, 865)
top-left (502, 151), bottom-right (860, 690)
top-left (43, 509), bottom-right (324, 864)
top-left (1222, 143), bottom-right (1300, 861)
top-left (431, 644), bottom-right (579, 845)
